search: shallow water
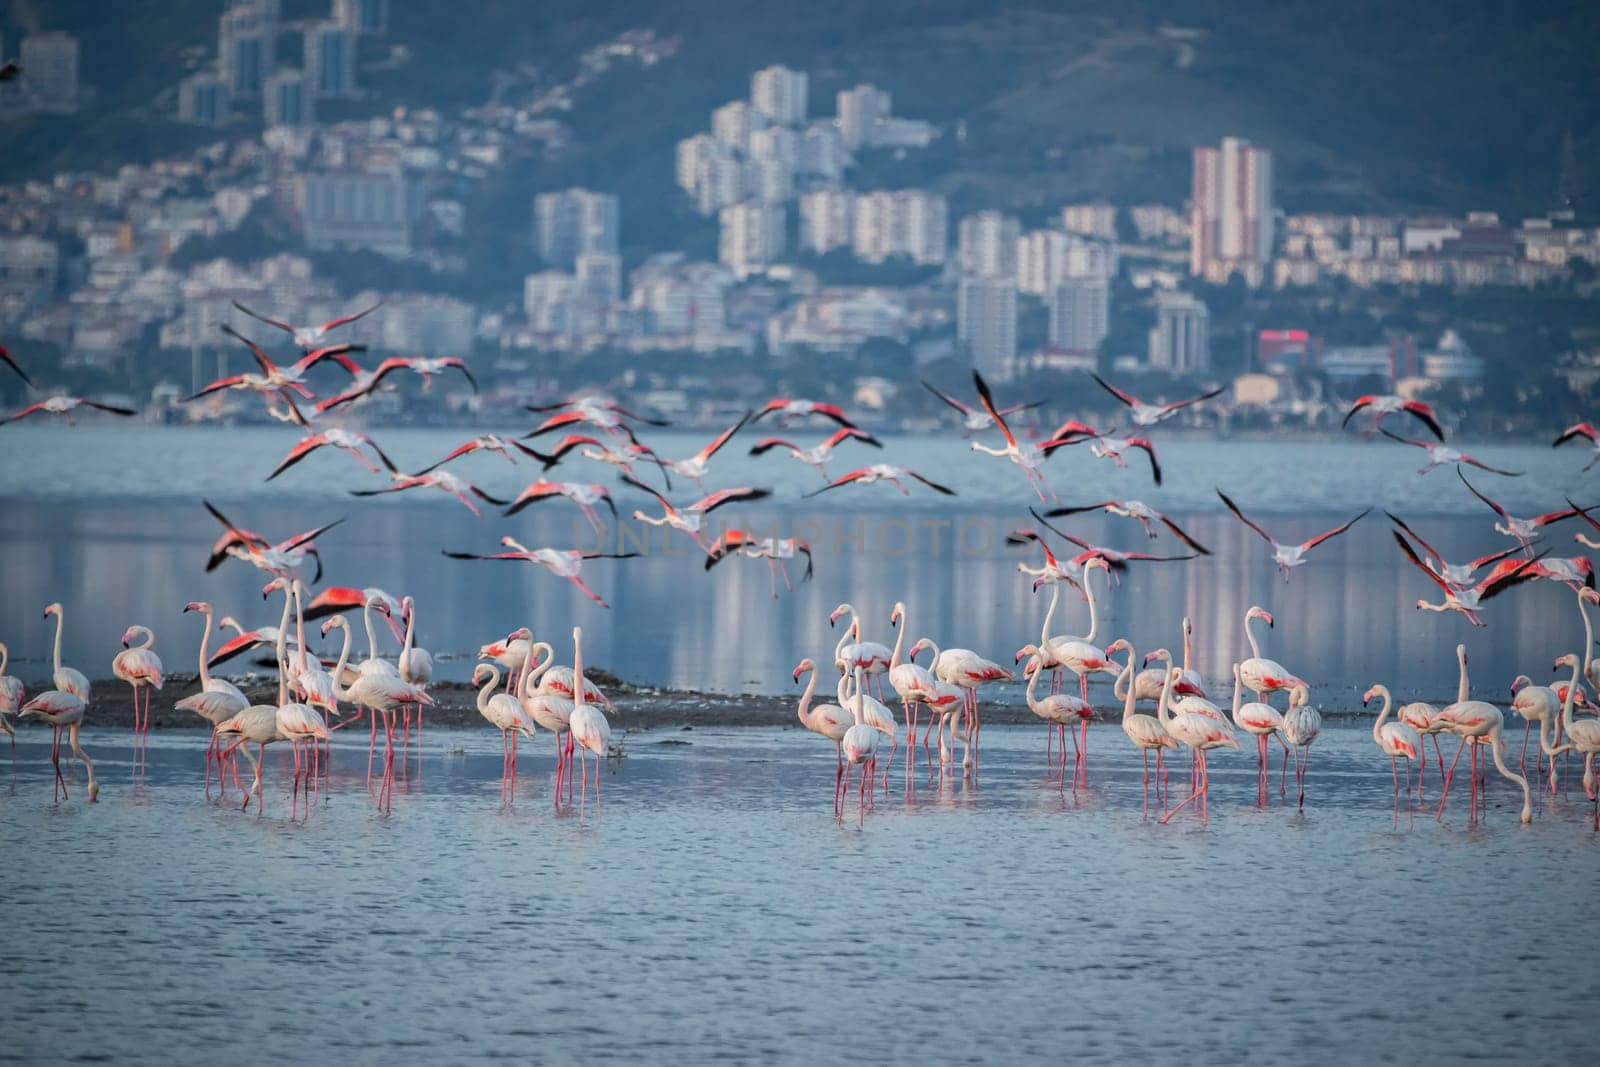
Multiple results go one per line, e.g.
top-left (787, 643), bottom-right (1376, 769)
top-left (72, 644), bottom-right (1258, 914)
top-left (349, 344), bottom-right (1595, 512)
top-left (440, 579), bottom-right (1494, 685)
top-left (2, 429), bottom-right (1597, 704)
top-left (1, 723), bottom-right (1592, 1063)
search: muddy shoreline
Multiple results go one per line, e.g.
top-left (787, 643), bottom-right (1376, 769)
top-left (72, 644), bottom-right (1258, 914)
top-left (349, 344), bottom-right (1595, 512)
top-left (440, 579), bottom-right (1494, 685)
top-left (20, 674), bottom-right (1373, 731)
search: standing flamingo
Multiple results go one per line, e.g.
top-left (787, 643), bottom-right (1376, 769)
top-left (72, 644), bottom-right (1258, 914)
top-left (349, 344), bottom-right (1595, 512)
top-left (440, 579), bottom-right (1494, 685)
top-left (112, 624), bottom-right (164, 769)
top-left (793, 658), bottom-right (855, 807)
top-left (1436, 684), bottom-right (1531, 825)
top-left (43, 602), bottom-right (90, 700)
top-left (1035, 557), bottom-right (1119, 702)
top-left (1509, 675), bottom-right (1561, 775)
top-left (1398, 700), bottom-right (1447, 794)
top-left (174, 602), bottom-right (249, 797)
top-left (1364, 683), bottom-right (1422, 800)
top-left (398, 596), bottom-right (434, 746)
top-left (514, 642), bottom-right (575, 804)
top-left (1017, 646), bottom-right (1093, 783)
top-left (887, 603), bottom-right (941, 768)
top-left (908, 638), bottom-right (1012, 772)
top-left (1230, 663), bottom-right (1290, 804)
top-left (840, 664), bottom-right (881, 814)
top-left (0, 642), bottom-right (22, 764)
top-left (1281, 686), bottom-right (1321, 809)
top-left (1236, 606), bottom-right (1306, 707)
top-left (19, 689), bottom-right (97, 802)
top-left (214, 704), bottom-right (283, 812)
top-left (831, 603), bottom-right (892, 699)
top-left (1549, 654), bottom-right (1600, 823)
top-left (473, 664), bottom-right (538, 803)
top-left (324, 614), bottom-right (431, 813)
top-left (1153, 657), bottom-right (1237, 824)
top-left (567, 627), bottom-right (612, 810)
top-left (1115, 645), bottom-right (1179, 817)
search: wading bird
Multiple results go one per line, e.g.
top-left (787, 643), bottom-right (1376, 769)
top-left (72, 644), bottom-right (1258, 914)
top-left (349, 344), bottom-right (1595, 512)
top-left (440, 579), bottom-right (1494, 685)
top-left (443, 538), bottom-right (639, 608)
top-left (504, 479), bottom-right (619, 535)
top-left (1218, 490), bottom-right (1369, 580)
top-left (622, 474), bottom-right (770, 552)
top-left (748, 427), bottom-right (881, 479)
top-left (414, 434), bottom-right (541, 474)
top-left (804, 463), bottom-right (955, 498)
top-left (232, 299), bottom-right (382, 352)
top-left (316, 355), bottom-right (478, 410)
top-left (19, 689), bottom-right (96, 803)
top-left (1088, 373), bottom-right (1225, 427)
top-left (968, 371), bottom-right (1079, 501)
top-left (3, 395), bottom-right (136, 424)
top-left (1457, 468), bottom-right (1584, 552)
top-left (1043, 500), bottom-right (1209, 553)
top-left (1553, 422), bottom-right (1600, 471)
top-left (1392, 531), bottom-right (1544, 626)
top-left (1341, 394), bottom-right (1444, 440)
top-left (752, 397), bottom-right (857, 429)
top-left (1377, 430), bottom-right (1521, 476)
top-left (113, 624), bottom-right (164, 758)
top-left (704, 530), bottom-right (814, 597)
top-left (923, 378), bottom-right (1041, 435)
top-left (1049, 421), bottom-right (1164, 485)
top-left (351, 469), bottom-right (508, 517)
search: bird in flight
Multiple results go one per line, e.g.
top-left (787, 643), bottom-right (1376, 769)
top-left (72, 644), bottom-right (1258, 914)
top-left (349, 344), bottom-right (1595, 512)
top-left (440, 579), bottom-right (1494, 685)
top-left (1217, 489), bottom-right (1369, 581)
top-left (1089, 373), bottom-right (1224, 427)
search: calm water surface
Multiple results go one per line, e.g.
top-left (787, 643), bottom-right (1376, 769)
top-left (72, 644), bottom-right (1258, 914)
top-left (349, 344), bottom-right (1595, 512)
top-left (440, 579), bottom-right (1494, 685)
top-left (2, 724), bottom-right (1593, 1063)
top-left (2, 428), bottom-right (1597, 704)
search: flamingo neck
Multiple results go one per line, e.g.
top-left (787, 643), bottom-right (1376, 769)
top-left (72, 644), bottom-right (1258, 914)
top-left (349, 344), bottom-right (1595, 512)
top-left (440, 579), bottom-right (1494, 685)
top-left (849, 665), bottom-right (866, 724)
top-left (1119, 654), bottom-right (1138, 722)
top-left (329, 624), bottom-right (354, 702)
top-left (1182, 620), bottom-right (1192, 671)
top-left (1233, 668), bottom-right (1244, 720)
top-left (1154, 658), bottom-right (1177, 726)
top-left (1244, 614), bottom-right (1263, 659)
top-left (51, 609), bottom-right (64, 673)
top-left (1580, 592), bottom-right (1595, 683)
top-left (1083, 568), bottom-right (1101, 645)
top-left (518, 642), bottom-right (554, 700)
top-left (292, 586), bottom-right (309, 674)
top-left (1370, 688), bottom-right (1392, 743)
top-left (402, 602), bottom-right (417, 655)
top-left (1040, 580), bottom-right (1061, 648)
top-left (273, 609), bottom-right (289, 707)
top-left (0, 642), bottom-right (7, 676)
top-left (1024, 654), bottom-right (1042, 713)
top-left (476, 669), bottom-right (499, 712)
top-left (920, 640), bottom-right (942, 672)
top-left (836, 670), bottom-right (851, 710)
top-left (572, 630), bottom-right (585, 708)
top-left (363, 599), bottom-right (380, 662)
top-left (1484, 724), bottom-right (1530, 821)
top-left (195, 610), bottom-right (214, 687)
top-left (889, 608), bottom-right (907, 670)
top-left (797, 669), bottom-right (817, 726)
top-left (1456, 647), bottom-right (1468, 705)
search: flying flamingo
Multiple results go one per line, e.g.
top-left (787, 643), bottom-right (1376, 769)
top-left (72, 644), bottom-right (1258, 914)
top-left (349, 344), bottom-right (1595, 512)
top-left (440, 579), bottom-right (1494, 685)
top-left (232, 298), bottom-right (381, 352)
top-left (1, 343), bottom-right (33, 385)
top-left (1151, 657), bottom-right (1237, 824)
top-left (1218, 490), bottom-right (1369, 580)
top-left (567, 627), bottom-right (612, 810)
top-left (752, 397), bottom-right (858, 428)
top-left (315, 355), bottom-right (479, 411)
top-left (1392, 531), bottom-right (1544, 626)
top-left (351, 469), bottom-right (508, 517)
top-left (1341, 394), bottom-right (1444, 440)
top-left (1088, 373), bottom-right (1224, 426)
top-left (112, 624), bottom-right (164, 767)
top-left (414, 434), bottom-right (542, 474)
top-left (473, 664), bottom-right (539, 804)
top-left (1236, 606), bottom-right (1306, 708)
top-left (19, 689), bottom-right (97, 803)
top-left (43, 602), bottom-right (89, 700)
top-left (298, 586), bottom-right (405, 645)
top-left (1280, 685), bottom-right (1321, 809)
top-left (1553, 422), bottom-right (1600, 471)
top-left (803, 464), bottom-right (955, 498)
top-left (1048, 420), bottom-right (1164, 485)
top-left (1365, 684), bottom-right (1422, 799)
top-left (1383, 511), bottom-right (1524, 588)
top-left (264, 399), bottom-right (394, 481)
top-left (188, 324), bottom-right (363, 403)
top-left (923, 378), bottom-right (1041, 435)
top-left (703, 530), bottom-right (814, 598)
top-left (968, 371), bottom-right (1078, 501)
top-left (504, 479), bottom-right (619, 535)
top-left (3, 396), bottom-right (136, 424)
top-left (651, 412), bottom-right (753, 490)
top-left (1377, 430), bottom-right (1521, 476)
top-left (1114, 644), bottom-right (1180, 816)
top-left (1022, 509), bottom-right (1199, 583)
top-left (202, 501), bottom-right (342, 584)
top-left (522, 432), bottom-right (673, 485)
top-left (1230, 663), bottom-right (1290, 804)
top-left (793, 658), bottom-right (856, 807)
top-left (621, 474), bottom-right (771, 552)
top-left (1457, 468), bottom-right (1584, 552)
top-left (748, 427), bottom-right (881, 479)
top-left (443, 538), bottom-right (638, 608)
top-left (1043, 500), bottom-right (1210, 553)
top-left (525, 395), bottom-right (669, 437)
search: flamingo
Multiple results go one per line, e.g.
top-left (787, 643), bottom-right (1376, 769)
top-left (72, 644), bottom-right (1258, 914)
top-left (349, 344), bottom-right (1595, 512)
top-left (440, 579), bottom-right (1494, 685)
top-left (1114, 644), bottom-right (1180, 816)
top-left (835, 659), bottom-right (898, 786)
top-left (748, 427), bottom-right (881, 479)
top-left (622, 474), bottom-right (771, 552)
top-left (1377, 429), bottom-right (1520, 476)
top-left (1218, 490), bottom-right (1369, 581)
top-left (1384, 511), bottom-right (1524, 588)
top-left (1398, 700), bottom-right (1448, 793)
top-left (887, 602), bottom-right (942, 765)
top-left (498, 627), bottom-right (615, 711)
top-left (908, 637), bottom-right (1012, 772)
top-left (232, 298), bottom-right (381, 352)
top-left (504, 479), bottom-right (619, 535)
top-left (1364, 683), bottom-right (1423, 801)
top-left (567, 627), bottom-right (613, 809)
top-left (839, 663), bottom-right (881, 814)
top-left (214, 704), bottom-right (283, 812)
top-left (1, 343), bottom-right (33, 385)
top-left (444, 538), bottom-right (639, 608)
top-left (752, 397), bottom-right (858, 428)
top-left (351, 469), bottom-right (508, 517)
top-left (1042, 500), bottom-right (1210, 554)
top-left (1016, 646), bottom-right (1095, 782)
top-left (515, 642), bottom-right (575, 804)
top-left (1048, 421), bottom-right (1163, 485)
top-left (1435, 657), bottom-right (1530, 824)
top-left (1341, 394), bottom-right (1444, 440)
top-left (1034, 557), bottom-right (1120, 702)
top-left (398, 595), bottom-right (433, 746)
top-left (1553, 422), bottom-right (1600, 471)
top-left (1392, 531), bottom-right (1544, 626)
top-left (1153, 658), bottom-right (1237, 824)
top-left (1088, 373), bottom-right (1225, 427)
top-left (792, 658), bottom-right (855, 806)
top-left (1019, 511), bottom-right (1200, 582)
top-left (473, 664), bottom-right (538, 803)
top-left (0, 641), bottom-right (23, 763)
top-left (653, 412), bottom-right (752, 490)
top-left (316, 355), bottom-right (478, 411)
top-left (42, 602), bottom-right (89, 700)
top-left (414, 434), bottom-right (541, 474)
top-left (522, 432), bottom-right (674, 486)
top-left (262, 615), bottom-right (329, 818)
top-left (1457, 468), bottom-right (1584, 552)
top-left (3, 395), bottom-right (136, 424)
top-left (703, 530), bottom-right (814, 598)
top-left (479, 632), bottom-right (534, 686)
top-left (112, 624), bottom-right (164, 764)
top-left (1280, 685), bottom-right (1321, 809)
top-left (189, 325), bottom-right (362, 403)
top-left (1116, 620), bottom-right (1205, 705)
top-left (968, 371), bottom-right (1078, 501)
top-left (173, 602), bottom-right (250, 798)
top-left (19, 689), bottom-right (97, 803)
top-left (1235, 606), bottom-right (1305, 708)
top-left (1231, 663), bottom-right (1290, 803)
top-left (804, 463), bottom-right (955, 498)
top-left (923, 377), bottom-right (1040, 436)
top-left (202, 501), bottom-right (341, 584)
top-left (1549, 654), bottom-right (1600, 821)
top-left (299, 585), bottom-right (405, 644)
top-left (324, 614), bottom-right (431, 813)
top-left (525, 395), bottom-right (669, 437)
top-left (264, 399), bottom-right (394, 481)
top-left (1509, 675), bottom-right (1561, 775)
top-left (830, 603), bottom-right (892, 697)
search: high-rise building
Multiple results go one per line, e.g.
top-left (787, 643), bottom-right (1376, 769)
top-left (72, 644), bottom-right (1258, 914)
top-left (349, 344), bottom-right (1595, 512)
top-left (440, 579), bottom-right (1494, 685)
top-left (798, 123), bottom-right (844, 185)
top-left (533, 189), bottom-right (620, 267)
top-left (178, 72), bottom-right (232, 126)
top-left (576, 252), bottom-right (623, 308)
top-left (19, 32), bottom-right (80, 111)
top-left (1147, 291), bottom-right (1210, 373)
top-left (296, 171), bottom-right (413, 255)
top-left (218, 5), bottom-right (274, 98)
top-left (799, 190), bottom-right (854, 255)
top-left (524, 271), bottom-right (579, 334)
top-left (1047, 278), bottom-right (1110, 353)
top-left (675, 134), bottom-right (718, 195)
top-left (1190, 137), bottom-right (1274, 284)
top-left (895, 191), bottom-right (947, 266)
top-left (334, 0), bottom-right (389, 35)
top-left (836, 85), bottom-right (891, 150)
top-left (711, 100), bottom-right (766, 153)
top-left (695, 152), bottom-right (744, 216)
top-left (744, 158), bottom-right (793, 203)
top-left (750, 65), bottom-right (808, 127)
top-left (748, 126), bottom-right (799, 167)
top-left (1060, 203), bottom-right (1118, 240)
top-left (263, 69), bottom-right (313, 127)
top-left (958, 211), bottom-right (1020, 278)
top-left (852, 192), bottom-right (896, 264)
top-left (1016, 230), bottom-right (1115, 295)
top-left (304, 20), bottom-right (357, 98)
top-left (719, 201), bottom-right (785, 280)
top-left (958, 275), bottom-right (1018, 381)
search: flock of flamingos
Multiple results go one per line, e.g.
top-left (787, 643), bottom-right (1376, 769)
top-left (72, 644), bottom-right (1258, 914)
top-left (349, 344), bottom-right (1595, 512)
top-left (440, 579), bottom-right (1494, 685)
top-left (5, 310), bottom-right (1600, 827)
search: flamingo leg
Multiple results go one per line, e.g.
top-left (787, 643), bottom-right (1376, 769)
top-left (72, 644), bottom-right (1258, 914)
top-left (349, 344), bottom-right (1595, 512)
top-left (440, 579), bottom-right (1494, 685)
top-left (1437, 736), bottom-right (1468, 820)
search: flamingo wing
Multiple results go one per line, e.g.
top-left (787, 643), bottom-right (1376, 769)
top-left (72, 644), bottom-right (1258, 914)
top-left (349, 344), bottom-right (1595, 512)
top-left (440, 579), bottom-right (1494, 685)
top-left (469, 484), bottom-right (509, 506)
top-left (1456, 468), bottom-right (1510, 520)
top-left (689, 486), bottom-right (772, 514)
top-left (970, 371), bottom-right (1018, 448)
top-left (796, 541), bottom-right (814, 581)
top-left (414, 439), bottom-right (481, 475)
top-left (525, 409), bottom-right (590, 437)
top-left (265, 435), bottom-right (329, 481)
top-left (693, 411), bottom-right (751, 463)
top-left (1126, 437), bottom-right (1162, 485)
top-left (0, 344), bottom-right (33, 385)
top-left (703, 530), bottom-right (750, 569)
top-left (1301, 508), bottom-right (1369, 551)
top-left (317, 301), bottom-right (383, 332)
top-left (279, 517), bottom-right (344, 554)
top-left (505, 480), bottom-right (574, 516)
top-left (1043, 502), bottom-right (1117, 519)
top-left (1400, 401), bottom-right (1445, 441)
top-left (292, 343), bottom-right (366, 375)
top-left (1384, 511), bottom-right (1445, 567)
top-left (606, 401), bottom-right (670, 426)
top-left (1459, 455), bottom-right (1521, 477)
top-left (1340, 396), bottom-right (1375, 429)
top-left (523, 433), bottom-right (603, 470)
top-left (827, 427), bottom-right (881, 450)
top-left (1158, 385), bottom-right (1226, 414)
top-left (220, 323), bottom-right (282, 376)
top-left (802, 469), bottom-right (871, 498)
top-left (1529, 502), bottom-right (1583, 528)
top-left (1565, 497), bottom-right (1600, 535)
top-left (907, 470), bottom-right (957, 495)
top-left (184, 374), bottom-right (249, 401)
top-left (1392, 531), bottom-right (1455, 595)
top-left (1477, 553), bottom-right (1548, 602)
top-left (1554, 422), bottom-right (1599, 448)
top-left (748, 437), bottom-right (798, 457)
top-left (231, 300), bottom-right (296, 336)
top-left (1089, 372), bottom-right (1140, 409)
top-left (81, 400), bottom-right (138, 416)
top-left (440, 357), bottom-right (478, 392)
top-left (1157, 513), bottom-right (1212, 555)
top-left (922, 379), bottom-right (973, 416)
top-left (1216, 490), bottom-right (1276, 545)
top-left (1378, 426), bottom-right (1429, 450)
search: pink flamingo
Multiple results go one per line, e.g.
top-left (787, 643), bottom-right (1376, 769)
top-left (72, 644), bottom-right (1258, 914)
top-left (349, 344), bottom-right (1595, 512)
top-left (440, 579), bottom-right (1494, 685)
top-left (622, 474), bottom-right (771, 552)
top-left (1341, 394), bottom-right (1444, 439)
top-left (567, 627), bottom-right (613, 811)
top-left (504, 479), bottom-right (619, 536)
top-left (174, 602), bottom-right (249, 797)
top-left (1219, 491), bottom-right (1369, 581)
top-left (3, 395), bottom-right (135, 424)
top-left (794, 657), bottom-right (865, 808)
top-left (1236, 606), bottom-right (1306, 708)
top-left (1043, 499), bottom-right (1210, 554)
top-left (749, 427), bottom-right (881, 480)
top-left (1230, 663), bottom-right (1290, 804)
top-left (473, 664), bottom-right (538, 804)
top-left (704, 530), bottom-right (815, 598)
top-left (752, 397), bottom-right (857, 428)
top-left (444, 538), bottom-right (639, 608)
top-left (968, 371), bottom-right (1078, 501)
top-left (1364, 684), bottom-right (1422, 800)
top-left (232, 298), bottom-right (381, 352)
top-left (1114, 646), bottom-right (1179, 817)
top-left (112, 624), bottom-right (164, 770)
top-left (924, 377), bottom-right (1040, 436)
top-left (1089, 373), bottom-right (1225, 427)
top-left (19, 689), bottom-right (97, 803)
top-left (1153, 658), bottom-right (1238, 824)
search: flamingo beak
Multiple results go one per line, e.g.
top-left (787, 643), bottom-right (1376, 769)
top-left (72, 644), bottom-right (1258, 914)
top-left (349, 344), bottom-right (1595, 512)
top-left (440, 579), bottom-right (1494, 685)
top-left (792, 667), bottom-right (803, 683)
top-left (1142, 651), bottom-right (1159, 666)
